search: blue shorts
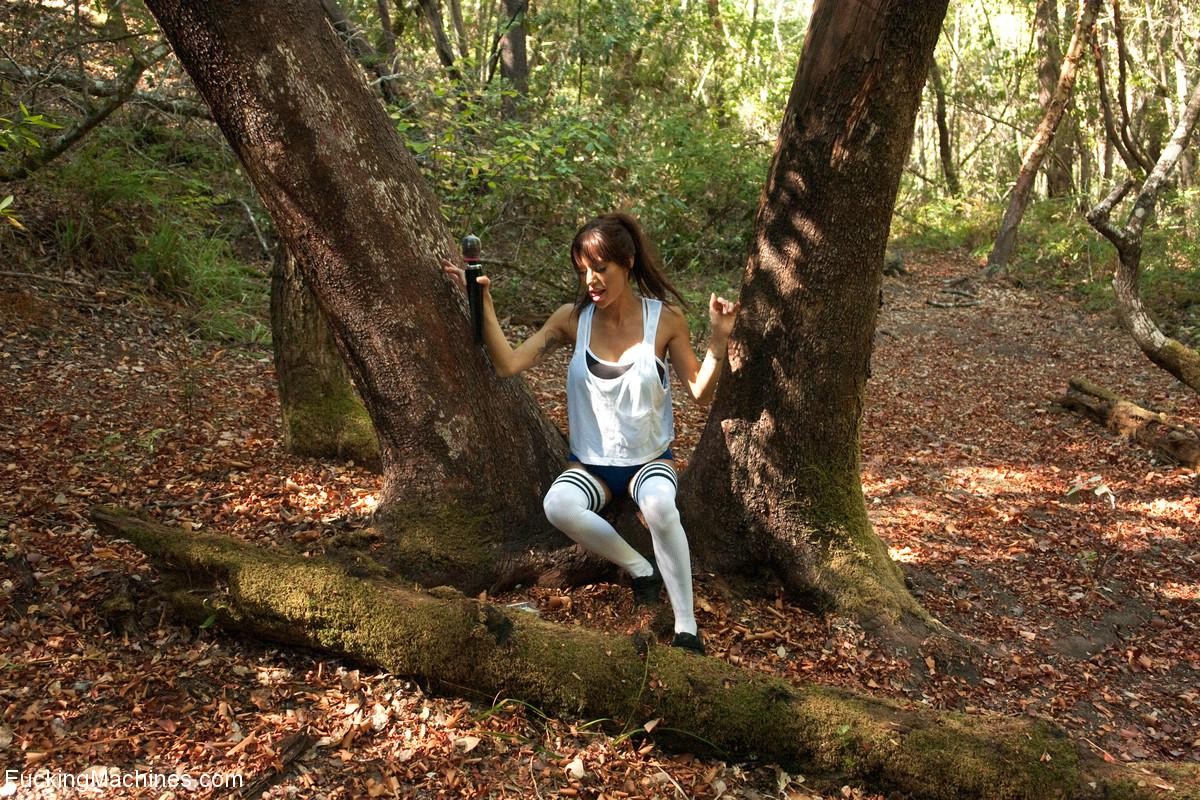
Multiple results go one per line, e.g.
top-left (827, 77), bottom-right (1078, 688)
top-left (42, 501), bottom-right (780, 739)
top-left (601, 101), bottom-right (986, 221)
top-left (567, 450), bottom-right (673, 502)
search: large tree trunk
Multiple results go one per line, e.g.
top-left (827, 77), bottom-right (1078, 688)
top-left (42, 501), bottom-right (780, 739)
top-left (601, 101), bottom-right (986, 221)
top-left (681, 0), bottom-right (947, 642)
top-left (1086, 77), bottom-right (1200, 392)
top-left (270, 247), bottom-right (380, 469)
top-left (985, 0), bottom-right (1100, 276)
top-left (91, 507), bottom-right (1200, 800)
top-left (1037, 0), bottom-right (1075, 197)
top-left (143, 0), bottom-right (574, 591)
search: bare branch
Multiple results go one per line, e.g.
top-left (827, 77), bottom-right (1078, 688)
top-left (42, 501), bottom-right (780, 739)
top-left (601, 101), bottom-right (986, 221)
top-left (0, 58), bottom-right (211, 120)
top-left (1086, 176), bottom-right (1137, 249)
top-left (0, 45), bottom-right (171, 182)
top-left (1109, 0), bottom-right (1156, 171)
top-left (235, 198), bottom-right (272, 258)
top-left (1090, 20), bottom-right (1142, 174)
top-left (1127, 76), bottom-right (1200, 239)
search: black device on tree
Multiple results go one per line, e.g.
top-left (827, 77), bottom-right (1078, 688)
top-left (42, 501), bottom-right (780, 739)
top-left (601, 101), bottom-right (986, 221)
top-left (461, 235), bottom-right (484, 344)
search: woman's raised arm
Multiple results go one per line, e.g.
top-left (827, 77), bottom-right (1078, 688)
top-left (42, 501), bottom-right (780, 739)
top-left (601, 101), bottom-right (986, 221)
top-left (443, 260), bottom-right (574, 377)
top-left (666, 293), bottom-right (739, 405)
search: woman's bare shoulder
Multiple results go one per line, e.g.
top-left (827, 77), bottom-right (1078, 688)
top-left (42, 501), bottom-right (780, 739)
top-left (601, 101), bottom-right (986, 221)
top-left (546, 302), bottom-right (579, 342)
top-left (660, 302), bottom-right (690, 332)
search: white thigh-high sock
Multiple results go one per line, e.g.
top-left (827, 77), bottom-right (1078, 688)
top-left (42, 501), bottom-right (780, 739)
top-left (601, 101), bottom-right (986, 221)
top-left (631, 463), bottom-right (697, 635)
top-left (543, 469), bottom-right (654, 578)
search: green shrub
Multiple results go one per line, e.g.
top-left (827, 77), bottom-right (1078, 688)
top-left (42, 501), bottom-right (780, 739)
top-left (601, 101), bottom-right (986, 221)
top-left (896, 189), bottom-right (1200, 346)
top-left (396, 86), bottom-right (768, 317)
top-left (31, 117), bottom-right (269, 343)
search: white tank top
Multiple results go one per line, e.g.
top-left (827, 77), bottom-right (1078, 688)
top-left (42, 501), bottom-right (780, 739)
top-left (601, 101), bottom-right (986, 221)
top-left (567, 297), bottom-right (673, 466)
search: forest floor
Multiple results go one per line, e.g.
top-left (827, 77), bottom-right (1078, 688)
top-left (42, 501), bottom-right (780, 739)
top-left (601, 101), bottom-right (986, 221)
top-left (1, 250), bottom-right (1198, 799)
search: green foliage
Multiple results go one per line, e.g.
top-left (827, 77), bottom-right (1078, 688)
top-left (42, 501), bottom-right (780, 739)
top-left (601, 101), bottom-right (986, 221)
top-left (398, 85), bottom-right (769, 316)
top-left (29, 118), bottom-right (269, 343)
top-left (891, 194), bottom-right (997, 254)
top-left (0, 105), bottom-right (63, 230)
top-left (894, 190), bottom-right (1200, 346)
top-left (130, 221), bottom-right (268, 343)
top-left (0, 103), bottom-right (61, 155)
top-left (0, 195), bottom-right (22, 230)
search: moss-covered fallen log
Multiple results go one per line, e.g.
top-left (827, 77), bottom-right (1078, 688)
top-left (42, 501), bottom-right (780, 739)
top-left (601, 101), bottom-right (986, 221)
top-left (1057, 378), bottom-right (1200, 468)
top-left (92, 507), bottom-right (1199, 800)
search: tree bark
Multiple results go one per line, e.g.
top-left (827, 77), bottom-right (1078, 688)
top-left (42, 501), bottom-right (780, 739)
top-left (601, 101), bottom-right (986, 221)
top-left (1037, 0), bottom-right (1075, 197)
top-left (320, 0), bottom-right (404, 104)
top-left (928, 59), bottom-right (960, 196)
top-left (270, 247), bottom-right (380, 469)
top-left (143, 0), bottom-right (574, 591)
top-left (680, 0), bottom-right (947, 642)
top-left (1086, 77), bottom-right (1200, 392)
top-left (415, 0), bottom-right (462, 81)
top-left (91, 507), bottom-right (1200, 800)
top-left (1057, 378), bottom-right (1200, 467)
top-left (986, 0), bottom-right (1100, 275)
top-left (496, 0), bottom-right (529, 116)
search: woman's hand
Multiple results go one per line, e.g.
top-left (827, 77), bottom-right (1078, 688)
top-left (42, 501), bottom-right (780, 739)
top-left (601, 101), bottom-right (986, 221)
top-left (442, 258), bottom-right (491, 292)
top-left (708, 293), bottom-right (739, 343)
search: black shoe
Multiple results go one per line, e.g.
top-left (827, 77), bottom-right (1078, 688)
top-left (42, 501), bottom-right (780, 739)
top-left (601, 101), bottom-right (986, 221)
top-left (671, 631), bottom-right (705, 655)
top-left (630, 567), bottom-right (663, 605)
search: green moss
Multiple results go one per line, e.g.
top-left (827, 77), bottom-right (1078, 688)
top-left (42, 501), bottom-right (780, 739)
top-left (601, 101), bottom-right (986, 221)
top-left (99, 509), bottom-right (1200, 800)
top-left (780, 463), bottom-right (929, 627)
top-left (282, 381), bottom-right (379, 468)
top-left (1158, 339), bottom-right (1200, 389)
top-left (363, 502), bottom-right (495, 590)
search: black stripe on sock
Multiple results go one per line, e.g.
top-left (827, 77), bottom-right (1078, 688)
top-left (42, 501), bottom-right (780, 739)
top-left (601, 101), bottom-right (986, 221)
top-left (571, 472), bottom-right (604, 511)
top-left (554, 470), bottom-right (602, 511)
top-left (553, 473), bottom-right (596, 510)
top-left (553, 472), bottom-right (593, 504)
top-left (632, 463), bottom-right (677, 501)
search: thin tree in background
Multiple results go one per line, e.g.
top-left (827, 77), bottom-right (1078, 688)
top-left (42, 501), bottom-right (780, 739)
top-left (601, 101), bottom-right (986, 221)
top-left (1037, 0), bottom-right (1075, 197)
top-left (321, 0), bottom-right (404, 104)
top-left (416, 0), bottom-right (463, 82)
top-left (490, 0), bottom-right (528, 117)
top-left (929, 58), bottom-right (960, 196)
top-left (985, 0), bottom-right (1100, 276)
top-left (1087, 77), bottom-right (1200, 391)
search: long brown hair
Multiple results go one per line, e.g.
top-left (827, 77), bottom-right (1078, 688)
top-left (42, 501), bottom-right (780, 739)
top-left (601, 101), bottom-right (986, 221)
top-left (570, 213), bottom-right (686, 312)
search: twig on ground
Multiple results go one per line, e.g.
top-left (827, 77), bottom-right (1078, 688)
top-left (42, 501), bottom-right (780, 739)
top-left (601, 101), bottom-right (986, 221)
top-left (926, 299), bottom-right (980, 308)
top-left (148, 492), bottom-right (237, 510)
top-left (237, 731), bottom-right (314, 799)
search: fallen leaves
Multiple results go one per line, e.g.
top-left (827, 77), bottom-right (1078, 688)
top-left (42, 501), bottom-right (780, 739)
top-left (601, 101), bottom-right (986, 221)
top-left (2, 251), bottom-right (1199, 799)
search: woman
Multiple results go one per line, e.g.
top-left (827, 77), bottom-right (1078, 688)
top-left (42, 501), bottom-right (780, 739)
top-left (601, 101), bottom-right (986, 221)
top-left (445, 213), bottom-right (737, 654)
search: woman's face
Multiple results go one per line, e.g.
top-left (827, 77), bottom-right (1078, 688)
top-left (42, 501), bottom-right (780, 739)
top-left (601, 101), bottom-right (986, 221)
top-left (577, 257), bottom-right (631, 308)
